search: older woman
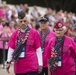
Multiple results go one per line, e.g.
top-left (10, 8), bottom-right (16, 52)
top-left (47, 21), bottom-right (76, 75)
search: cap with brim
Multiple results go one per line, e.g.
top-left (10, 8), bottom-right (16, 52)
top-left (18, 11), bottom-right (25, 19)
top-left (39, 17), bottom-right (48, 22)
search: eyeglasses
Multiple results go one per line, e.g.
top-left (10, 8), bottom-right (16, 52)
top-left (40, 21), bottom-right (47, 24)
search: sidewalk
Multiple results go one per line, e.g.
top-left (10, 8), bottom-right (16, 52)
top-left (0, 64), bottom-right (15, 75)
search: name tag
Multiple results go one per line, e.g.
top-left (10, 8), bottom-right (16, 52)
top-left (57, 56), bottom-right (62, 67)
top-left (19, 47), bottom-right (25, 58)
top-left (57, 61), bottom-right (62, 67)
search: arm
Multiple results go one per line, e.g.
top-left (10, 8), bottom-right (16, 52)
top-left (6, 30), bottom-right (17, 73)
top-left (36, 47), bottom-right (43, 73)
top-left (36, 47), bottom-right (43, 66)
top-left (47, 39), bottom-right (53, 75)
top-left (7, 47), bottom-right (14, 62)
top-left (6, 47), bottom-right (14, 73)
top-left (34, 30), bottom-right (43, 73)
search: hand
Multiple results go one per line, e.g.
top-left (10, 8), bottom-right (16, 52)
top-left (38, 66), bottom-right (43, 73)
top-left (6, 63), bottom-right (11, 73)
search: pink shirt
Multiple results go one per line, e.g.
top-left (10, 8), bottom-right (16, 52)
top-left (8, 28), bottom-right (41, 74)
top-left (0, 26), bottom-right (12, 49)
top-left (0, 24), bottom-right (3, 49)
top-left (47, 36), bottom-right (76, 75)
top-left (10, 27), bottom-right (16, 33)
top-left (0, 8), bottom-right (6, 18)
top-left (41, 31), bottom-right (55, 68)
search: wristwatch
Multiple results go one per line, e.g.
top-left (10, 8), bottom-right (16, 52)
top-left (7, 61), bottom-right (11, 64)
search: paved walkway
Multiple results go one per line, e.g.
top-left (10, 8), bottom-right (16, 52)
top-left (0, 64), bottom-right (15, 75)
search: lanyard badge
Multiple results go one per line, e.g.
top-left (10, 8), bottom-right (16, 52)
top-left (19, 47), bottom-right (26, 58)
top-left (57, 56), bottom-right (62, 67)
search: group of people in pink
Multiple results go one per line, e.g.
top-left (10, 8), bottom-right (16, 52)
top-left (0, 1), bottom-right (76, 75)
top-left (0, 17), bottom-right (17, 66)
top-left (4, 10), bottom-right (76, 75)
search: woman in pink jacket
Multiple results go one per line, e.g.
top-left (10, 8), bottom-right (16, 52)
top-left (47, 21), bottom-right (76, 75)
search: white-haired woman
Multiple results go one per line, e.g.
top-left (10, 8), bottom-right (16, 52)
top-left (47, 21), bottom-right (76, 75)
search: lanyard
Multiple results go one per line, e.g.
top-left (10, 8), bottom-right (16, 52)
top-left (12, 27), bottom-right (30, 61)
top-left (54, 36), bottom-right (64, 56)
top-left (40, 28), bottom-right (50, 52)
top-left (17, 27), bottom-right (30, 45)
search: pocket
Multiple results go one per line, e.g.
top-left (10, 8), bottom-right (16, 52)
top-left (26, 38), bottom-right (34, 46)
top-left (45, 37), bottom-right (50, 44)
top-left (63, 46), bottom-right (69, 54)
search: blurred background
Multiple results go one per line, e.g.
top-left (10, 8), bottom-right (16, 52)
top-left (0, 0), bottom-right (76, 75)
top-left (3, 0), bottom-right (76, 13)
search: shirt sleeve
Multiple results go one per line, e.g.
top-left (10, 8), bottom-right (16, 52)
top-left (8, 31), bottom-right (17, 49)
top-left (7, 47), bottom-right (14, 62)
top-left (36, 47), bottom-right (43, 66)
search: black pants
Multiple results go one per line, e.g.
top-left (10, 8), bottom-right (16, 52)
top-left (75, 72), bottom-right (76, 75)
top-left (0, 49), bottom-right (3, 64)
top-left (39, 68), bottom-right (48, 75)
top-left (15, 72), bottom-right (38, 75)
top-left (0, 49), bottom-right (8, 64)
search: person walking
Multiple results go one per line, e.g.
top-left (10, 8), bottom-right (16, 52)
top-left (6, 11), bottom-right (43, 75)
top-left (47, 21), bottom-right (76, 75)
top-left (39, 16), bottom-right (55, 75)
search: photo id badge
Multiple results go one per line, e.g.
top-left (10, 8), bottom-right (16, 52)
top-left (57, 56), bottom-right (62, 67)
top-left (19, 47), bottom-right (26, 58)
top-left (58, 61), bottom-right (62, 67)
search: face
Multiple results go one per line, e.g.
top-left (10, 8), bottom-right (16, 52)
top-left (32, 21), bottom-right (36, 28)
top-left (54, 28), bottom-right (65, 38)
top-left (10, 22), bottom-right (15, 27)
top-left (18, 18), bottom-right (28, 30)
top-left (2, 19), bottom-right (6, 25)
top-left (39, 21), bottom-right (48, 30)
